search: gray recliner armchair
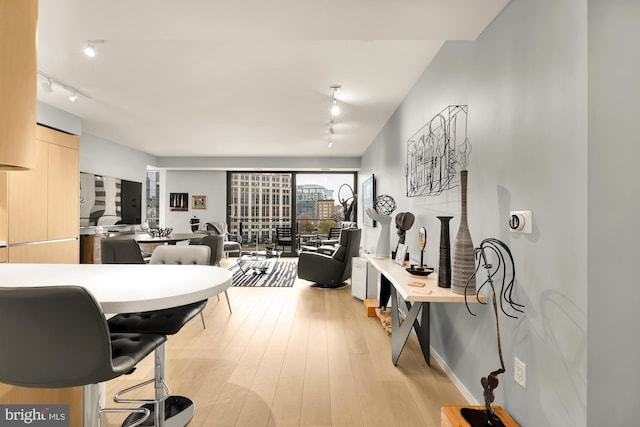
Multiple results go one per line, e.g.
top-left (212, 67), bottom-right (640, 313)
top-left (297, 228), bottom-right (361, 288)
top-left (206, 221), bottom-right (242, 257)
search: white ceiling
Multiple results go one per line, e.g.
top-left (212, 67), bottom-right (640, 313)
top-left (36, 0), bottom-right (509, 159)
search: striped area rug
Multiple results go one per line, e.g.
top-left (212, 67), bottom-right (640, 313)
top-left (230, 260), bottom-right (297, 287)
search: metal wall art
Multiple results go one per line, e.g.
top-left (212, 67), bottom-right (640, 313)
top-left (405, 105), bottom-right (472, 197)
top-left (461, 238), bottom-right (524, 427)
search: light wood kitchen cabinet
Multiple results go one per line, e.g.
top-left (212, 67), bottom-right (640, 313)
top-left (7, 126), bottom-right (79, 263)
top-left (7, 138), bottom-right (47, 243)
top-left (8, 240), bottom-right (78, 264)
top-left (0, 172), bottom-right (7, 262)
top-left (0, 1), bottom-right (82, 420)
top-left (0, 0), bottom-right (37, 170)
top-left (44, 129), bottom-right (80, 241)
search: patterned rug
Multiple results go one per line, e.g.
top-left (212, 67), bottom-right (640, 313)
top-left (230, 260), bottom-right (297, 287)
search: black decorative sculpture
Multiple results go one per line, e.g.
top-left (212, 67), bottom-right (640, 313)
top-left (338, 184), bottom-right (357, 223)
top-left (462, 238), bottom-right (524, 427)
top-left (394, 212), bottom-right (415, 252)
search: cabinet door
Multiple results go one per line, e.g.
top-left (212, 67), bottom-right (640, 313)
top-left (0, 172), bottom-right (7, 244)
top-left (7, 139), bottom-right (48, 244)
top-left (48, 142), bottom-right (79, 240)
top-left (0, 0), bottom-right (37, 170)
top-left (8, 240), bottom-right (78, 264)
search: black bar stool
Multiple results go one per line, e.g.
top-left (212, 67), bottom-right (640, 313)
top-left (0, 285), bottom-right (167, 427)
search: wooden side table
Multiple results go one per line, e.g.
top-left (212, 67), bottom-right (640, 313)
top-left (441, 406), bottom-right (519, 427)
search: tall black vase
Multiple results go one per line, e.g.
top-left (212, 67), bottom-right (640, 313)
top-left (437, 216), bottom-right (453, 288)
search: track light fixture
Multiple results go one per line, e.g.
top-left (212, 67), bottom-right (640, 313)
top-left (37, 71), bottom-right (91, 102)
top-left (41, 79), bottom-right (53, 93)
top-left (330, 85), bottom-right (341, 117)
top-left (327, 85), bottom-right (342, 148)
top-left (84, 40), bottom-right (104, 58)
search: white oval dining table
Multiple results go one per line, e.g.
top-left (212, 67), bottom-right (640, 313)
top-left (0, 263), bottom-right (232, 314)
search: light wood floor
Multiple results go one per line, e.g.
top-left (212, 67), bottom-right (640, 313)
top-left (104, 258), bottom-right (467, 427)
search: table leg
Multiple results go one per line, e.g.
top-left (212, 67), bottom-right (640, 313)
top-left (414, 300), bottom-right (431, 366)
top-left (390, 290), bottom-right (431, 366)
top-left (380, 275), bottom-right (392, 308)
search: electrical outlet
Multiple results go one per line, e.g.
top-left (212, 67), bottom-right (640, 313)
top-left (514, 357), bottom-right (526, 389)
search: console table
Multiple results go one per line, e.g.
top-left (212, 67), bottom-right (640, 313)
top-left (365, 255), bottom-right (483, 367)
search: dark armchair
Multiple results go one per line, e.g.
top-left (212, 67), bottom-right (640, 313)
top-left (297, 228), bottom-right (361, 288)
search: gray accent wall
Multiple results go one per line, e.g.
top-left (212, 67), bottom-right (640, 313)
top-left (587, 0), bottom-right (640, 425)
top-left (37, 101), bottom-right (82, 136)
top-left (360, 0), bottom-right (589, 425)
top-left (80, 133), bottom-right (157, 184)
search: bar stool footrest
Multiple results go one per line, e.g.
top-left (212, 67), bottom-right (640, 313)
top-left (122, 395), bottom-right (194, 427)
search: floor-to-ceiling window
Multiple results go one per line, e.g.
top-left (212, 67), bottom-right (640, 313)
top-left (145, 170), bottom-right (160, 227)
top-left (295, 173), bottom-right (357, 236)
top-left (227, 172), bottom-right (356, 255)
top-left (227, 172), bottom-right (293, 252)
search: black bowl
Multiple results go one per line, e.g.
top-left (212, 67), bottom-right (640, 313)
top-left (406, 267), bottom-right (434, 277)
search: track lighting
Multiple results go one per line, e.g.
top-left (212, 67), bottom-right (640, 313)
top-left (41, 79), bottom-right (53, 93)
top-left (327, 85), bottom-right (342, 148)
top-left (330, 85), bottom-right (341, 117)
top-left (84, 40), bottom-right (104, 58)
top-left (84, 44), bottom-right (96, 57)
top-left (331, 99), bottom-right (340, 117)
top-left (37, 70), bottom-right (91, 102)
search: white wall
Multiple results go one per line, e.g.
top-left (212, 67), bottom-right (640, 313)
top-left (164, 170), bottom-right (227, 233)
top-left (360, 0), bottom-right (588, 425)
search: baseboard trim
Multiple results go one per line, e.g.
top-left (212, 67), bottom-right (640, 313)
top-left (430, 346), bottom-right (480, 406)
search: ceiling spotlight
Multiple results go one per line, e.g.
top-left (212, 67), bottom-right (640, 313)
top-left (41, 79), bottom-right (53, 93)
top-left (84, 40), bottom-right (104, 58)
top-left (330, 84), bottom-right (341, 117)
top-left (84, 43), bottom-right (96, 57)
top-left (331, 100), bottom-right (340, 117)
top-left (69, 93), bottom-right (78, 102)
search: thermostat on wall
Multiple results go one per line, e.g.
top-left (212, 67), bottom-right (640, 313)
top-left (509, 210), bottom-right (532, 234)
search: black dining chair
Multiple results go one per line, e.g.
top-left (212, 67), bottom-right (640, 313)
top-left (0, 285), bottom-right (166, 427)
top-left (275, 226), bottom-right (293, 252)
top-left (100, 238), bottom-right (146, 263)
